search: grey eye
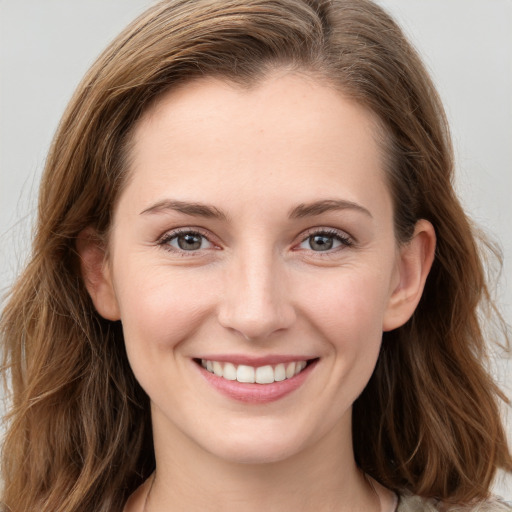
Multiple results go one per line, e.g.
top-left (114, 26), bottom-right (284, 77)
top-left (299, 232), bottom-right (349, 252)
top-left (169, 232), bottom-right (212, 251)
top-left (308, 234), bottom-right (335, 251)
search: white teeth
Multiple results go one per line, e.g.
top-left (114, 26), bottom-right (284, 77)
top-left (295, 361), bottom-right (306, 375)
top-left (212, 361), bottom-right (223, 377)
top-left (237, 365), bottom-right (255, 383)
top-left (255, 365), bottom-right (274, 384)
top-left (223, 362), bottom-right (237, 380)
top-left (285, 362), bottom-right (296, 379)
top-left (200, 359), bottom-right (310, 384)
top-left (274, 363), bottom-right (286, 382)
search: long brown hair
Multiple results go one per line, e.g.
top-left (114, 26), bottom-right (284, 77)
top-left (1, 1), bottom-right (510, 510)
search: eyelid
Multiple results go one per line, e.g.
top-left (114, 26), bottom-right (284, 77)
top-left (155, 225), bottom-right (354, 256)
top-left (157, 226), bottom-right (221, 254)
top-left (294, 227), bottom-right (354, 251)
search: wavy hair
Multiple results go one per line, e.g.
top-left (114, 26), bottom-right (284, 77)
top-left (1, 1), bottom-right (510, 510)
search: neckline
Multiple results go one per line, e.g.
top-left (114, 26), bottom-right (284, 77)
top-left (138, 471), bottom-right (399, 512)
top-left (364, 473), bottom-right (399, 512)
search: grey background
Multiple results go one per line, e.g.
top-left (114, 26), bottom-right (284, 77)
top-left (1, 0), bottom-right (511, 499)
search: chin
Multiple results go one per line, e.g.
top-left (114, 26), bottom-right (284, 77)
top-left (211, 442), bottom-right (300, 465)
top-left (200, 425), bottom-right (313, 465)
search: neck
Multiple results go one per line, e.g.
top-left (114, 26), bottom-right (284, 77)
top-left (145, 408), bottom-right (380, 512)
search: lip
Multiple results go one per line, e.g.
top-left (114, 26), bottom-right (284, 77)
top-left (194, 357), bottom-right (318, 404)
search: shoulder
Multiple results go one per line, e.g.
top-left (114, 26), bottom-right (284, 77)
top-left (398, 494), bottom-right (512, 512)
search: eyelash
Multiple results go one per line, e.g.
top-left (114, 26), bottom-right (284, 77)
top-left (156, 227), bottom-right (354, 255)
top-left (157, 228), bottom-right (216, 255)
top-left (296, 228), bottom-right (354, 254)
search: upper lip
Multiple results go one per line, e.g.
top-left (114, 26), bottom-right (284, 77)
top-left (194, 354), bottom-right (317, 366)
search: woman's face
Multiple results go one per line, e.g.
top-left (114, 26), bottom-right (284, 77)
top-left (88, 72), bottom-right (430, 465)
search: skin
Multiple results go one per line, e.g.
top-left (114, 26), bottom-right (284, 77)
top-left (80, 72), bottom-right (435, 512)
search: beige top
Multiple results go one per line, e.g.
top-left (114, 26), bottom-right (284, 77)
top-left (397, 494), bottom-right (512, 511)
top-left (124, 485), bottom-right (511, 512)
top-left (124, 476), bottom-right (512, 512)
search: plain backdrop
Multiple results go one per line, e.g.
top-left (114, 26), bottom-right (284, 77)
top-left (0, 0), bottom-right (511, 499)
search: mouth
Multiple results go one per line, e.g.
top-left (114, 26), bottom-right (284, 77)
top-left (193, 357), bottom-right (318, 403)
top-left (196, 358), bottom-right (312, 384)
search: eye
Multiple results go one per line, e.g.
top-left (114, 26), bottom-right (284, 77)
top-left (160, 230), bottom-right (214, 252)
top-left (298, 230), bottom-right (352, 252)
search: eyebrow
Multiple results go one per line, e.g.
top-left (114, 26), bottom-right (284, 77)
top-left (289, 199), bottom-right (372, 219)
top-left (139, 198), bottom-right (372, 221)
top-left (140, 200), bottom-right (228, 220)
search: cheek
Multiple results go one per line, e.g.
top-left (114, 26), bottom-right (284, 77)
top-left (113, 263), bottom-right (217, 358)
top-left (297, 266), bottom-right (392, 339)
top-left (296, 267), bottom-right (392, 389)
top-left (272, 267), bottom-right (392, 430)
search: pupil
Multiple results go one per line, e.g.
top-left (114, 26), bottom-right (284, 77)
top-left (178, 234), bottom-right (202, 250)
top-left (310, 235), bottom-right (333, 251)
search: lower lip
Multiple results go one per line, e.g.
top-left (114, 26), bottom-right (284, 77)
top-left (196, 360), bottom-right (318, 403)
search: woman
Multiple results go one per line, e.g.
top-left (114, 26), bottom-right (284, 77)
top-left (1, 1), bottom-right (510, 511)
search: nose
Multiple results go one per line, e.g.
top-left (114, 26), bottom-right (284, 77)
top-left (217, 247), bottom-right (296, 341)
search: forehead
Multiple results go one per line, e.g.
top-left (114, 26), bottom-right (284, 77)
top-left (121, 73), bottom-right (390, 218)
top-left (135, 72), bottom-right (383, 147)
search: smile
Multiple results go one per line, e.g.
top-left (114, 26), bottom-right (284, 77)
top-left (195, 357), bottom-right (318, 403)
top-left (200, 359), bottom-right (308, 384)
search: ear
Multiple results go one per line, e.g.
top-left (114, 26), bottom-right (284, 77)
top-left (76, 228), bottom-right (121, 321)
top-left (383, 219), bottom-right (436, 332)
